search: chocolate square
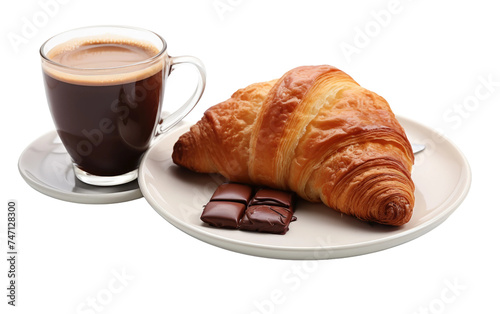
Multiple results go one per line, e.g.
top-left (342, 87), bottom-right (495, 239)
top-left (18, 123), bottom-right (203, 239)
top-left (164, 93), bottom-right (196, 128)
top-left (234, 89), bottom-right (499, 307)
top-left (201, 184), bottom-right (297, 235)
top-left (210, 183), bottom-right (253, 205)
top-left (200, 201), bottom-right (246, 229)
top-left (249, 188), bottom-right (294, 209)
top-left (239, 205), bottom-right (294, 234)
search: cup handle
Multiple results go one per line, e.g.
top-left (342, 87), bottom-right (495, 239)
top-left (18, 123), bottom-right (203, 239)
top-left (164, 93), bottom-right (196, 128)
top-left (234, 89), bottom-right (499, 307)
top-left (156, 55), bottom-right (206, 135)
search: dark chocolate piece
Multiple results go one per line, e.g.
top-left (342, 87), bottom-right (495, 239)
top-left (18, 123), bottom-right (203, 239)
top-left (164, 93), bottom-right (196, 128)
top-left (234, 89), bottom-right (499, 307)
top-left (210, 183), bottom-right (253, 205)
top-left (239, 205), bottom-right (294, 234)
top-left (249, 188), bottom-right (294, 209)
top-left (200, 183), bottom-right (297, 235)
top-left (200, 201), bottom-right (246, 229)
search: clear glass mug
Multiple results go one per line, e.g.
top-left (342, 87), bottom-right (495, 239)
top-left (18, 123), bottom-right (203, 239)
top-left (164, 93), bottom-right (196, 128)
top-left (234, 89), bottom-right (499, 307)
top-left (40, 26), bottom-right (206, 186)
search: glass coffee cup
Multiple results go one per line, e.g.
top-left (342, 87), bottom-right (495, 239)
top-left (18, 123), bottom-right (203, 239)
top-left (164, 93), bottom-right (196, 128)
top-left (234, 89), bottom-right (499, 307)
top-left (40, 26), bottom-right (206, 186)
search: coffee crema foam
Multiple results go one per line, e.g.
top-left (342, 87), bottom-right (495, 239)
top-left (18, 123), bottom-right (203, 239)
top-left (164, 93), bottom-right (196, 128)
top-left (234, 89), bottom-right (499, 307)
top-left (42, 35), bottom-right (164, 86)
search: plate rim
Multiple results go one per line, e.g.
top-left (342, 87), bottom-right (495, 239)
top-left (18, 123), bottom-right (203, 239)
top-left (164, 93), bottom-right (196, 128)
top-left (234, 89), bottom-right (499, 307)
top-left (138, 116), bottom-right (472, 259)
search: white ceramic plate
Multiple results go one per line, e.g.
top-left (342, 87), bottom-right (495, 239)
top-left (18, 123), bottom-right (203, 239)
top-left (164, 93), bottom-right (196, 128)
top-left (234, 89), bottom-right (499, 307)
top-left (18, 131), bottom-right (142, 204)
top-left (138, 117), bottom-right (472, 259)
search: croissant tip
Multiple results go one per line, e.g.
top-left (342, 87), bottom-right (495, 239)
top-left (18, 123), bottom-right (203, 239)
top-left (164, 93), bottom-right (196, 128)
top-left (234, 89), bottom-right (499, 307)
top-left (381, 200), bottom-right (413, 226)
top-left (172, 139), bottom-right (184, 166)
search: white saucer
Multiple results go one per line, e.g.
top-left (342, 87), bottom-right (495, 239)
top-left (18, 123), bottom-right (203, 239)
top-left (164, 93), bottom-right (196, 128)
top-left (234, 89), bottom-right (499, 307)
top-left (18, 130), bottom-right (142, 204)
top-left (139, 116), bottom-right (472, 260)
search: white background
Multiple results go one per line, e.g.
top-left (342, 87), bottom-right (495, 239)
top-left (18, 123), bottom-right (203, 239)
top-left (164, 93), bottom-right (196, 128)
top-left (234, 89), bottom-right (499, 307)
top-left (1, 0), bottom-right (499, 313)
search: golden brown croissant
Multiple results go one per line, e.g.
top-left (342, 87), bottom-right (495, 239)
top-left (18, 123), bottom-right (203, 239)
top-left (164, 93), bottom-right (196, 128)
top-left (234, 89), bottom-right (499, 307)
top-left (173, 65), bottom-right (415, 226)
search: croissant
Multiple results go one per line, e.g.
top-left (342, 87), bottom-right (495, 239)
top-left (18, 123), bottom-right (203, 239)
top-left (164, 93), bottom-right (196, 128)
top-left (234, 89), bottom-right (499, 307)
top-left (172, 65), bottom-right (415, 226)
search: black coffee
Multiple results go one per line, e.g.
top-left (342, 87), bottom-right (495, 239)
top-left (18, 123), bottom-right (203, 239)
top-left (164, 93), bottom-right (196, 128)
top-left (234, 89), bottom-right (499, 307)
top-left (43, 39), bottom-right (164, 176)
